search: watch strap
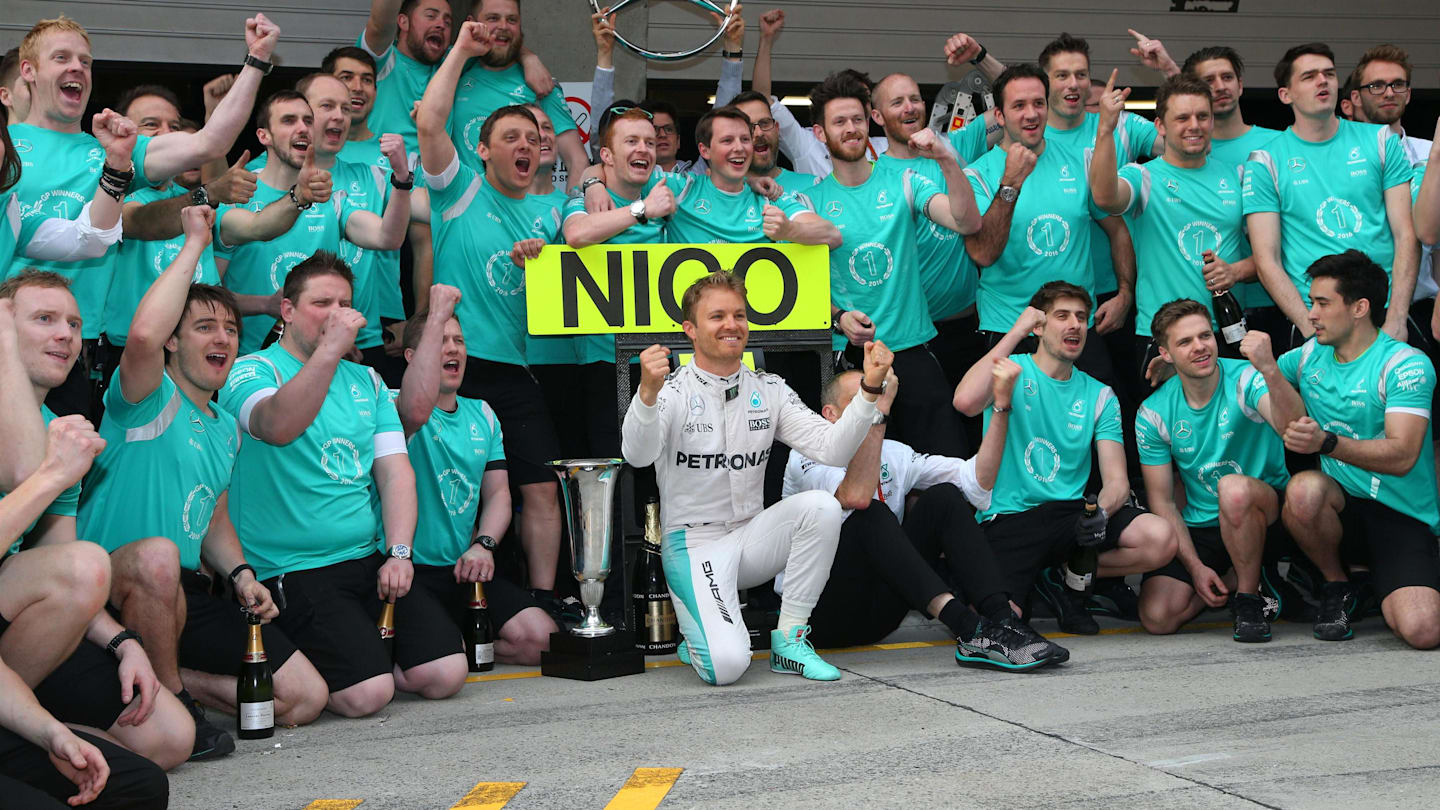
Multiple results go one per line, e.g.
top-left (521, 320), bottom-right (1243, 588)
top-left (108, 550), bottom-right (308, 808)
top-left (106, 630), bottom-right (142, 658)
top-left (228, 563), bottom-right (256, 584)
top-left (969, 44), bottom-right (989, 65)
top-left (1320, 430), bottom-right (1339, 455)
top-left (243, 53), bottom-right (274, 76)
top-left (390, 173), bottom-right (414, 191)
top-left (859, 378), bottom-right (885, 395)
top-left (722, 50), bottom-right (744, 60)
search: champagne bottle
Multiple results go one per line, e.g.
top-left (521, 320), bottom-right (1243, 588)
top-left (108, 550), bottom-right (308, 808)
top-left (633, 498), bottom-right (678, 654)
top-left (377, 599), bottom-right (396, 656)
top-left (1063, 496), bottom-right (1100, 594)
top-left (465, 581), bottom-right (495, 673)
top-left (1212, 287), bottom-right (1247, 347)
top-left (236, 611), bottom-right (275, 740)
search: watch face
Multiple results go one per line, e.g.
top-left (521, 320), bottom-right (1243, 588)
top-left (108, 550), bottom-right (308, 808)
top-left (391, 544), bottom-right (411, 559)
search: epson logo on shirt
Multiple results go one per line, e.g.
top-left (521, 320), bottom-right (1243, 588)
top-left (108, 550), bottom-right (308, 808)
top-left (675, 449), bottom-right (770, 470)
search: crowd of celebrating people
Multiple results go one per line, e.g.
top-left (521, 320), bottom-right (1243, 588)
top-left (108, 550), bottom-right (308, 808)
top-left (0, 1), bottom-right (1438, 807)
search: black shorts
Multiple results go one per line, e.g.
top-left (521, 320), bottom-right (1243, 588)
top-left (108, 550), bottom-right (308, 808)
top-left (1143, 495), bottom-right (1292, 585)
top-left (266, 554), bottom-right (461, 692)
top-left (0, 726), bottom-right (168, 810)
top-left (981, 500), bottom-right (1144, 599)
top-left (459, 357), bottom-right (563, 485)
top-left (1338, 495), bottom-right (1440, 599)
top-left (177, 570), bottom-right (299, 676)
top-left (409, 564), bottom-right (540, 636)
top-left (31, 640), bottom-right (128, 732)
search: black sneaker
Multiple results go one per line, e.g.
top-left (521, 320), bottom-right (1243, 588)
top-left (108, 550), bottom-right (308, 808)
top-left (1348, 571), bottom-right (1383, 620)
top-left (999, 615), bottom-right (1070, 664)
top-left (1230, 592), bottom-right (1272, 643)
top-left (1033, 567), bottom-right (1100, 635)
top-left (1261, 563), bottom-right (1315, 622)
top-left (1313, 581), bottom-right (1356, 641)
top-left (533, 590), bottom-right (585, 625)
top-left (1086, 577), bottom-right (1139, 620)
top-left (178, 689), bottom-right (235, 761)
top-left (955, 617), bottom-right (1058, 671)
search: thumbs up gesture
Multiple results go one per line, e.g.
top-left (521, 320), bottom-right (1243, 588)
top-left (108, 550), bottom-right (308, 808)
top-left (206, 149), bottom-right (258, 204)
top-left (295, 146), bottom-right (332, 205)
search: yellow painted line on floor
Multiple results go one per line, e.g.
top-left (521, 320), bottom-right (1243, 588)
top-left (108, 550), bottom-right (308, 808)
top-left (448, 781), bottom-right (526, 809)
top-left (603, 767), bottom-right (684, 810)
top-left (463, 620), bottom-right (1243, 683)
top-left (302, 801), bottom-right (363, 810)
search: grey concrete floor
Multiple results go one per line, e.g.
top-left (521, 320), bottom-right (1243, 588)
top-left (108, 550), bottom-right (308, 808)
top-left (169, 613), bottom-right (1440, 810)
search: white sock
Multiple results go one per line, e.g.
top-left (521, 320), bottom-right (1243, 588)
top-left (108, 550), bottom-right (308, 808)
top-left (776, 608), bottom-right (809, 636)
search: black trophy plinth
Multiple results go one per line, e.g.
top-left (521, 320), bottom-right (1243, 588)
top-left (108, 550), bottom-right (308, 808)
top-left (540, 629), bottom-right (646, 681)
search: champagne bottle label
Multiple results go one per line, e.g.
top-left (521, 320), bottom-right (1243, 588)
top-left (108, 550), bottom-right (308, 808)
top-left (239, 701), bottom-right (274, 731)
top-left (469, 598), bottom-right (488, 609)
top-left (243, 650), bottom-right (269, 663)
top-left (645, 600), bottom-right (677, 643)
top-left (473, 642), bottom-right (495, 666)
top-left (379, 626), bottom-right (395, 640)
top-left (1221, 320), bottom-right (1247, 344)
top-left (1063, 566), bottom-right (1092, 591)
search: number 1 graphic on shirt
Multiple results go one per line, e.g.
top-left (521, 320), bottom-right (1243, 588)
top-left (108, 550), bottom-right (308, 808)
top-left (1039, 220), bottom-right (1058, 250)
top-left (1327, 200), bottom-right (1349, 231)
top-left (860, 251), bottom-right (880, 279)
top-left (51, 201), bottom-right (70, 220)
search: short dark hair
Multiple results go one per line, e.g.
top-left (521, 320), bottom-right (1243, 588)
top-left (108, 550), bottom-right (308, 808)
top-left (1182, 46), bottom-right (1245, 80)
top-left (1151, 298), bottom-right (1213, 347)
top-left (695, 106), bottom-right (751, 148)
top-left (639, 98), bottom-right (679, 121)
top-left (255, 89), bottom-right (308, 131)
top-left (282, 251), bottom-right (354, 304)
top-left (0, 47), bottom-right (20, 89)
top-left (115, 84), bottom-right (181, 118)
top-left (175, 284), bottom-right (243, 343)
top-left (1307, 250), bottom-right (1388, 328)
top-left (1274, 42), bottom-right (1335, 88)
top-left (808, 69), bottom-right (872, 123)
top-left (1154, 75), bottom-right (1213, 121)
top-left (993, 63), bottom-right (1049, 108)
top-left (401, 309), bottom-right (461, 351)
top-left (1029, 280), bottom-right (1091, 313)
top-left (1038, 33), bottom-right (1089, 72)
top-left (322, 45), bottom-right (377, 76)
top-left (730, 90), bottom-right (770, 110)
top-left (680, 270), bottom-right (747, 323)
top-left (399, 0), bottom-right (452, 15)
top-left (478, 104), bottom-right (538, 147)
top-left (1351, 43), bottom-right (1412, 87)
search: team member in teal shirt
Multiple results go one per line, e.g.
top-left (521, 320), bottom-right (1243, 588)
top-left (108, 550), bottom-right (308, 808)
top-left (954, 282), bottom-right (1178, 636)
top-left (419, 21), bottom-right (570, 611)
top-left (1259, 251), bottom-right (1440, 648)
top-left (321, 47), bottom-right (392, 172)
top-left (1243, 43), bottom-right (1417, 348)
top-left (1091, 76), bottom-right (1256, 370)
top-left (1134, 300), bottom-right (1291, 643)
top-left (79, 207), bottom-right (328, 756)
top-left (806, 71), bottom-right (978, 458)
top-left (221, 254), bottom-right (466, 717)
top-left (730, 91), bottom-right (820, 196)
top-left (359, 0), bottom-right (450, 157)
top-left (395, 286), bottom-right (558, 665)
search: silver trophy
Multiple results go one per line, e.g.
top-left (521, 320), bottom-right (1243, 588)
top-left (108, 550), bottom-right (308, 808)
top-left (549, 458), bottom-right (626, 637)
top-left (590, 0), bottom-right (737, 62)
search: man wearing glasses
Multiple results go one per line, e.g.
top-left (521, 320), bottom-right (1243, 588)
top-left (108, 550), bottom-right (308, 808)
top-left (730, 90), bottom-right (818, 195)
top-left (1242, 43), bottom-right (1418, 351)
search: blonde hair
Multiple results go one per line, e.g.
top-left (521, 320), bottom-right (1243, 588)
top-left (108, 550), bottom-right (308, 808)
top-left (19, 16), bottom-right (91, 68)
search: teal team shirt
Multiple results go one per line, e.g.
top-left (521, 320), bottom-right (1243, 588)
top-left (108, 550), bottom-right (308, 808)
top-left (451, 63), bottom-right (577, 173)
top-left (1135, 358), bottom-right (1289, 527)
top-left (1278, 334), bottom-right (1439, 532)
top-left (1242, 120), bottom-right (1413, 304)
top-left (966, 142), bottom-right (1109, 333)
top-left (655, 170), bottom-right (809, 245)
top-left (106, 184), bottom-right (221, 346)
top-left (1, 193), bottom-right (20, 274)
top-left (219, 344), bottom-right (406, 580)
top-left (428, 158), bottom-right (562, 366)
top-left (803, 162), bottom-right (944, 352)
top-left (948, 120), bottom-right (991, 164)
top-left (1207, 125), bottom-right (1280, 172)
top-left (337, 136), bottom-right (391, 173)
top-left (556, 187), bottom-right (667, 365)
top-left (977, 353), bottom-right (1122, 521)
top-left (407, 396), bottom-right (506, 566)
top-left (217, 179), bottom-right (357, 354)
top-left (333, 159), bottom-right (396, 350)
top-left (7, 124), bottom-right (155, 338)
top-left (358, 33), bottom-right (443, 157)
top-left (1118, 159), bottom-right (1248, 337)
top-left (2, 406), bottom-right (80, 554)
top-left (79, 371), bottom-right (239, 569)
top-left (875, 152), bottom-right (979, 321)
top-left (773, 168), bottom-right (820, 194)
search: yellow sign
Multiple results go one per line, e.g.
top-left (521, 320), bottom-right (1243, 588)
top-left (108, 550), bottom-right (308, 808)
top-left (525, 243), bottom-right (831, 335)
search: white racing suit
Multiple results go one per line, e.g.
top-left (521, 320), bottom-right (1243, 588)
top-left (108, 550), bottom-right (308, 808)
top-left (622, 363), bottom-right (879, 684)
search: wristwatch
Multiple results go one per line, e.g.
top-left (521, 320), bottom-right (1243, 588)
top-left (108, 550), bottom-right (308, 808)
top-left (473, 534), bottom-right (498, 551)
top-left (859, 377), bottom-right (887, 396)
top-left (630, 199), bottom-right (648, 225)
top-left (388, 543), bottom-right (412, 561)
top-left (390, 173), bottom-right (414, 191)
top-left (969, 43), bottom-right (989, 66)
top-left (106, 630), bottom-right (142, 658)
top-left (1319, 430), bottom-right (1339, 455)
top-left (190, 184), bottom-right (212, 208)
top-left (580, 176), bottom-right (606, 194)
top-left (242, 53), bottom-right (274, 76)
top-left (998, 185), bottom-right (1019, 203)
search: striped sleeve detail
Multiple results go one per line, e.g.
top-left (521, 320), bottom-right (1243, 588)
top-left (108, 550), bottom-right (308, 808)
top-left (1136, 405), bottom-right (1171, 445)
top-left (125, 389), bottom-right (183, 443)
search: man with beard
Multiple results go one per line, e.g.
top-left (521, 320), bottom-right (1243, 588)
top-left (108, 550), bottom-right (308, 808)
top-left (805, 71), bottom-right (979, 459)
top-left (215, 89), bottom-right (410, 356)
top-left (9, 14), bottom-right (281, 417)
top-left (361, 0), bottom-right (452, 157)
top-left (296, 73), bottom-right (415, 384)
top-left (1090, 76), bottom-right (1257, 376)
top-left (730, 90), bottom-right (817, 194)
top-left (451, 0), bottom-right (585, 186)
top-left (868, 72), bottom-right (987, 389)
top-left (1243, 44), bottom-right (1417, 349)
top-left (417, 21), bottom-right (571, 613)
top-left (954, 283), bottom-right (1178, 636)
top-left (1134, 300), bottom-right (1291, 642)
top-left (80, 207), bottom-right (329, 758)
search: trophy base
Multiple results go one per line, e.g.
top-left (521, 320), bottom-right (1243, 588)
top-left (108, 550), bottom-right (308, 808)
top-left (541, 629), bottom-right (646, 681)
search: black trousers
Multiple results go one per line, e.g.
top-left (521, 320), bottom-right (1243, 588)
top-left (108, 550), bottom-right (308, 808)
top-left (808, 484), bottom-right (1006, 648)
top-left (0, 727), bottom-right (168, 809)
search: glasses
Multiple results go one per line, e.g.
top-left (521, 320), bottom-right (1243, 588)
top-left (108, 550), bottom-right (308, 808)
top-left (608, 106), bottom-right (653, 119)
top-left (751, 117), bottom-right (777, 132)
top-left (1360, 79), bottom-right (1410, 95)
top-left (654, 124), bottom-right (677, 136)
